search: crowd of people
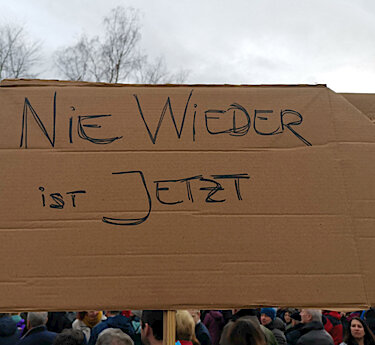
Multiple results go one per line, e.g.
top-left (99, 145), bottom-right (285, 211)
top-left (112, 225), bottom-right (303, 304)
top-left (0, 308), bottom-right (375, 345)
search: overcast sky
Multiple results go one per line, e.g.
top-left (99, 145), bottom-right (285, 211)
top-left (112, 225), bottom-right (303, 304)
top-left (1, 0), bottom-right (375, 92)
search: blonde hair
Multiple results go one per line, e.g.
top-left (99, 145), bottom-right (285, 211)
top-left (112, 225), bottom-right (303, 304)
top-left (176, 310), bottom-right (197, 343)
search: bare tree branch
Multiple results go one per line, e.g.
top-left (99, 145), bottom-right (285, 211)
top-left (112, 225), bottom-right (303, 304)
top-left (0, 24), bottom-right (41, 80)
top-left (134, 56), bottom-right (189, 84)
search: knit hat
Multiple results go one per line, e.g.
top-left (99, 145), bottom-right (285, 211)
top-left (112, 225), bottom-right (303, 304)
top-left (290, 312), bottom-right (301, 321)
top-left (261, 308), bottom-right (276, 321)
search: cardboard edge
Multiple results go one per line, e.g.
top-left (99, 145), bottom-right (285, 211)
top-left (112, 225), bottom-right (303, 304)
top-left (0, 78), bottom-right (328, 88)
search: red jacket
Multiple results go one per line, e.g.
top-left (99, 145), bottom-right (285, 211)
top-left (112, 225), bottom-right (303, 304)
top-left (323, 311), bottom-right (343, 345)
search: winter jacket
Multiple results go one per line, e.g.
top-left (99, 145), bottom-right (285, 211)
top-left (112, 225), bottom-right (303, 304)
top-left (296, 321), bottom-right (334, 345)
top-left (88, 314), bottom-right (135, 345)
top-left (16, 325), bottom-right (56, 345)
top-left (0, 316), bottom-right (21, 345)
top-left (323, 311), bottom-right (343, 345)
top-left (265, 318), bottom-right (287, 345)
top-left (203, 311), bottom-right (225, 345)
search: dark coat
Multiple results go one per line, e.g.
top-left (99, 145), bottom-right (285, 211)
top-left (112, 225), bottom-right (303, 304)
top-left (0, 316), bottom-right (21, 345)
top-left (296, 321), bottom-right (334, 345)
top-left (88, 314), bottom-right (135, 345)
top-left (195, 321), bottom-right (212, 345)
top-left (16, 325), bottom-right (56, 345)
top-left (285, 323), bottom-right (304, 345)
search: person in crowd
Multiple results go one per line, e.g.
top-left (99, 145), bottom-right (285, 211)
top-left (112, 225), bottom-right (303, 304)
top-left (260, 308), bottom-right (287, 345)
top-left (73, 311), bottom-right (106, 342)
top-left (52, 329), bottom-right (85, 345)
top-left (140, 310), bottom-right (163, 345)
top-left (96, 328), bottom-right (134, 345)
top-left (128, 311), bottom-right (142, 345)
top-left (285, 312), bottom-right (304, 345)
top-left (17, 312), bottom-right (57, 345)
top-left (220, 309), bottom-right (277, 345)
top-left (0, 313), bottom-right (21, 345)
top-left (296, 309), bottom-right (333, 345)
top-left (88, 311), bottom-right (134, 345)
top-left (10, 314), bottom-right (26, 336)
top-left (203, 311), bottom-right (225, 345)
top-left (364, 309), bottom-right (375, 336)
top-left (47, 312), bottom-right (73, 333)
top-left (189, 310), bottom-right (212, 345)
top-left (340, 317), bottom-right (375, 345)
top-left (282, 309), bottom-right (296, 331)
top-left (227, 318), bottom-right (266, 345)
top-left (176, 310), bottom-right (200, 345)
top-left (323, 310), bottom-right (343, 345)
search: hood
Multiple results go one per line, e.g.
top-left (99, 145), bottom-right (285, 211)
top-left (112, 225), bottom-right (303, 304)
top-left (0, 316), bottom-right (18, 337)
top-left (272, 317), bottom-right (286, 332)
top-left (208, 311), bottom-right (224, 321)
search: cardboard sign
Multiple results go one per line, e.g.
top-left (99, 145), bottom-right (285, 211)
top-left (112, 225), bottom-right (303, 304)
top-left (0, 80), bottom-right (374, 311)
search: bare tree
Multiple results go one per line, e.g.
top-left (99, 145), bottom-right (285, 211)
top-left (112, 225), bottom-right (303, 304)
top-left (55, 7), bottom-right (142, 83)
top-left (54, 6), bottom-right (188, 84)
top-left (134, 56), bottom-right (189, 84)
top-left (0, 24), bottom-right (41, 80)
top-left (55, 35), bottom-right (93, 81)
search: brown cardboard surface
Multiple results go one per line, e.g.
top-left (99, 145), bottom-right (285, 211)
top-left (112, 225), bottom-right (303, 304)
top-left (340, 93), bottom-right (375, 122)
top-left (0, 80), bottom-right (374, 311)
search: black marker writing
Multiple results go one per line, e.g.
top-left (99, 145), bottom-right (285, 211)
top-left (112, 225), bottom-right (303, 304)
top-left (133, 90), bottom-right (194, 144)
top-left (102, 170), bottom-right (152, 226)
top-left (39, 187), bottom-right (86, 209)
top-left (77, 115), bottom-right (122, 144)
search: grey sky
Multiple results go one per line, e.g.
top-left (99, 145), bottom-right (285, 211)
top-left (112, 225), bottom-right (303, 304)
top-left (1, 0), bottom-right (375, 92)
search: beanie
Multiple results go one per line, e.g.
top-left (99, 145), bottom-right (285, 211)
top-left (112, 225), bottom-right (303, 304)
top-left (290, 311), bottom-right (301, 321)
top-left (261, 308), bottom-right (276, 321)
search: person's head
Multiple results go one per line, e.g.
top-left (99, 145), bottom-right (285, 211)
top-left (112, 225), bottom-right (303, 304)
top-left (299, 309), bottom-right (321, 324)
top-left (87, 311), bottom-right (100, 320)
top-left (176, 310), bottom-right (196, 341)
top-left (53, 329), bottom-right (85, 345)
top-left (188, 310), bottom-right (201, 325)
top-left (96, 328), bottom-right (134, 345)
top-left (260, 308), bottom-right (276, 326)
top-left (77, 312), bottom-right (87, 321)
top-left (283, 311), bottom-right (291, 324)
top-left (228, 318), bottom-right (266, 345)
top-left (141, 311), bottom-right (164, 345)
top-left (290, 311), bottom-right (301, 326)
top-left (343, 317), bottom-right (375, 345)
top-left (27, 312), bottom-right (48, 329)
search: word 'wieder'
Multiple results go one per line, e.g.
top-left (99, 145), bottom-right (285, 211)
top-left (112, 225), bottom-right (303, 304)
top-left (38, 171), bottom-right (250, 226)
top-left (20, 90), bottom-right (311, 148)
